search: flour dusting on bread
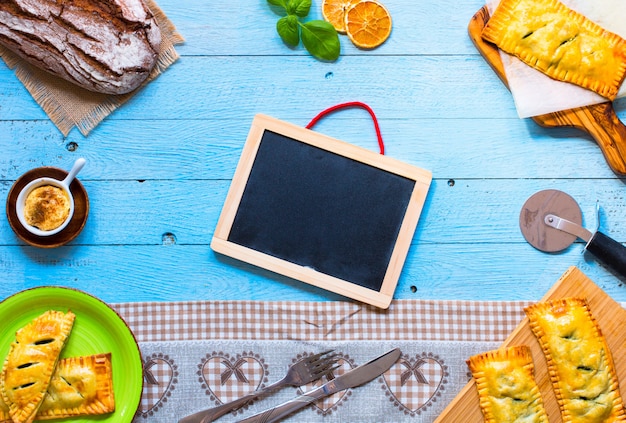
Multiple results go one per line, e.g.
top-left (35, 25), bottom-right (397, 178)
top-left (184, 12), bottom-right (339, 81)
top-left (0, 0), bottom-right (162, 94)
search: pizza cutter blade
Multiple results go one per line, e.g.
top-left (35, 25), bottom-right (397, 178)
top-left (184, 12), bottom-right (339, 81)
top-left (520, 189), bottom-right (626, 279)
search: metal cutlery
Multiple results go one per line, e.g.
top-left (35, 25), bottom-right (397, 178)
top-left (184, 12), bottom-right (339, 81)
top-left (236, 348), bottom-right (401, 423)
top-left (178, 350), bottom-right (339, 423)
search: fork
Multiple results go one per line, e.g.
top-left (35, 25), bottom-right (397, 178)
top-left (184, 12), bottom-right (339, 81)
top-left (178, 350), bottom-right (339, 423)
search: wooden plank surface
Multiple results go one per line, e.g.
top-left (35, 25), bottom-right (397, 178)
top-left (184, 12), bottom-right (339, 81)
top-left (435, 266), bottom-right (626, 422)
top-left (1, 0), bottom-right (626, 306)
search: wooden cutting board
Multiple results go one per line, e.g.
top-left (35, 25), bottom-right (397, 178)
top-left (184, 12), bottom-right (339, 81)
top-left (468, 6), bottom-right (626, 176)
top-left (435, 266), bottom-right (626, 422)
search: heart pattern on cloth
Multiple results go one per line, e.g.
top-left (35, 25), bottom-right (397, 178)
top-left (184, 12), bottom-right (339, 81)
top-left (136, 353), bottom-right (179, 418)
top-left (382, 352), bottom-right (448, 416)
top-left (299, 353), bottom-right (356, 416)
top-left (199, 351), bottom-right (269, 408)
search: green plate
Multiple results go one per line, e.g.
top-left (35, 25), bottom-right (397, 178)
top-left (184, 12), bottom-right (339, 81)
top-left (0, 286), bottom-right (143, 422)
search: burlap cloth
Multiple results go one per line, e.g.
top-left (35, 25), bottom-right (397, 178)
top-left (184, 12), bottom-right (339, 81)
top-left (0, 0), bottom-right (184, 136)
top-left (111, 299), bottom-right (535, 422)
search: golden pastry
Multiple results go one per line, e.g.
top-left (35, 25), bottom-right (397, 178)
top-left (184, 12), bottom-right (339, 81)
top-left (525, 297), bottom-right (626, 422)
top-left (0, 353), bottom-right (114, 422)
top-left (468, 345), bottom-right (548, 423)
top-left (482, 0), bottom-right (626, 100)
top-left (0, 400), bottom-right (10, 422)
top-left (39, 353), bottom-right (115, 419)
top-left (0, 310), bottom-right (75, 423)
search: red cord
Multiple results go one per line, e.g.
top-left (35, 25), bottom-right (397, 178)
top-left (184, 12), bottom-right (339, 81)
top-left (306, 102), bottom-right (385, 155)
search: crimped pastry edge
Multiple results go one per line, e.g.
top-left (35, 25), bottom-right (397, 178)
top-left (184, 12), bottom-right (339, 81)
top-left (468, 345), bottom-right (549, 423)
top-left (37, 352), bottom-right (115, 419)
top-left (482, 0), bottom-right (626, 100)
top-left (525, 297), bottom-right (626, 422)
top-left (0, 310), bottom-right (75, 423)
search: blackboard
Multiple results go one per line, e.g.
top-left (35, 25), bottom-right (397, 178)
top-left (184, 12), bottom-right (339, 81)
top-left (211, 114), bottom-right (432, 308)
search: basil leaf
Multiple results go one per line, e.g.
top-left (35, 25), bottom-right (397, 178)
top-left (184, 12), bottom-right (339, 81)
top-left (277, 15), bottom-right (300, 46)
top-left (267, 0), bottom-right (287, 9)
top-left (287, 0), bottom-right (312, 17)
top-left (301, 20), bottom-right (340, 61)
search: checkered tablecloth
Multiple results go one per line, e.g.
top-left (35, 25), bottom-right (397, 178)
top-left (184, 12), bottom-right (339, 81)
top-left (112, 299), bottom-right (532, 422)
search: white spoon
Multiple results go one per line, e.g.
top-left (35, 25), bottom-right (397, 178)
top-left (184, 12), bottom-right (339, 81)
top-left (61, 157), bottom-right (87, 188)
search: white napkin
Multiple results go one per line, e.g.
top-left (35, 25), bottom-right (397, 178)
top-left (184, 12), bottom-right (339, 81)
top-left (486, 0), bottom-right (626, 117)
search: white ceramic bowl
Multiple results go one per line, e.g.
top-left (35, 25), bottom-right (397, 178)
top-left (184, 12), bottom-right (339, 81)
top-left (15, 158), bottom-right (85, 237)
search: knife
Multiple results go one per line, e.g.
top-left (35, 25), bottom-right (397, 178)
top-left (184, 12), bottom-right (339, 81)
top-left (235, 348), bottom-right (401, 423)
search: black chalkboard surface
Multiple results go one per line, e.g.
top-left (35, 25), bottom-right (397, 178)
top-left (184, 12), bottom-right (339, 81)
top-left (211, 114), bottom-right (431, 308)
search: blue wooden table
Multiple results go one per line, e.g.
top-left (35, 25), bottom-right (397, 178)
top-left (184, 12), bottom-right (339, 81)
top-left (1, 0), bottom-right (625, 305)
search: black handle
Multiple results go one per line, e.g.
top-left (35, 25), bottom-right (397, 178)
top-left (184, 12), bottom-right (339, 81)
top-left (585, 231), bottom-right (626, 279)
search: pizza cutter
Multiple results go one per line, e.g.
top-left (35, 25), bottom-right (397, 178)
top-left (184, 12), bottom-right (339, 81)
top-left (519, 189), bottom-right (626, 279)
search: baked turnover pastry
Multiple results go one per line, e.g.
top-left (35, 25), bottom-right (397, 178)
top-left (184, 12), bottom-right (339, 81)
top-left (525, 297), bottom-right (626, 422)
top-left (468, 345), bottom-right (548, 423)
top-left (0, 353), bottom-right (114, 422)
top-left (0, 310), bottom-right (75, 423)
top-left (39, 352), bottom-right (115, 419)
top-left (482, 0), bottom-right (626, 100)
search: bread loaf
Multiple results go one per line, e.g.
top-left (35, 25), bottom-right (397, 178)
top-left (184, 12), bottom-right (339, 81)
top-left (0, 0), bottom-right (162, 95)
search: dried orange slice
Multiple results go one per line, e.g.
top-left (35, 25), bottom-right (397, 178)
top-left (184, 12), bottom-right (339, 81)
top-left (321, 0), bottom-right (359, 33)
top-left (344, 0), bottom-right (392, 49)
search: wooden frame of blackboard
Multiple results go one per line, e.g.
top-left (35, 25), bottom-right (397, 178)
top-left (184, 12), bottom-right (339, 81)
top-left (211, 114), bottom-right (432, 308)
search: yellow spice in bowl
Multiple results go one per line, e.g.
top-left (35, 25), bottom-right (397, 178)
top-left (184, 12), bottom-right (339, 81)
top-left (23, 185), bottom-right (71, 231)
